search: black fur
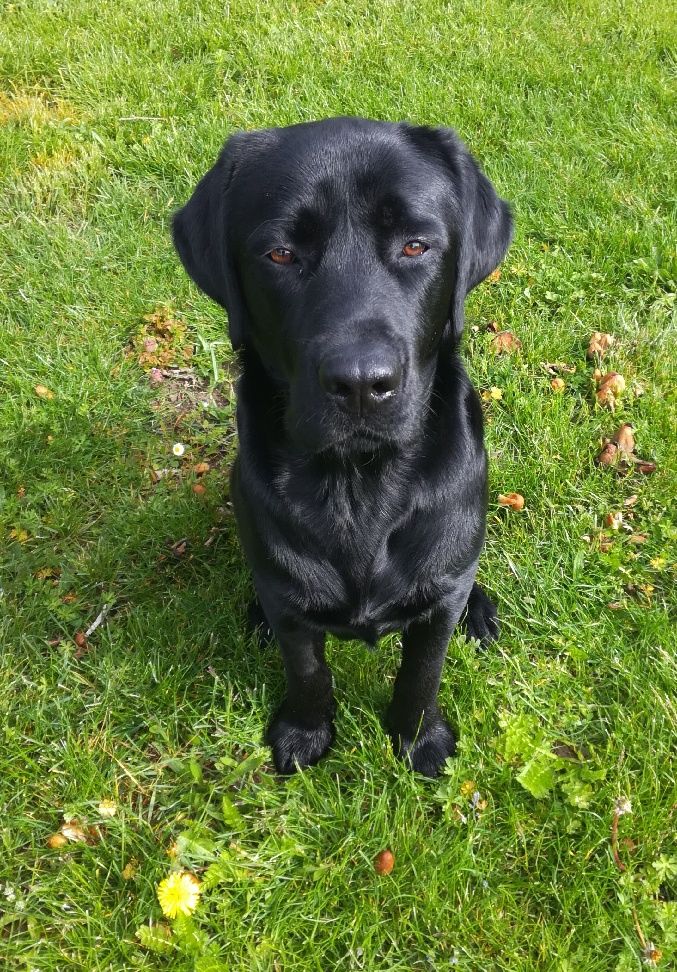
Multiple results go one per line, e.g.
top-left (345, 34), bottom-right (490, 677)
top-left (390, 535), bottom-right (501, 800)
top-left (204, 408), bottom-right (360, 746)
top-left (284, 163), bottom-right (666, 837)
top-left (173, 117), bottom-right (513, 777)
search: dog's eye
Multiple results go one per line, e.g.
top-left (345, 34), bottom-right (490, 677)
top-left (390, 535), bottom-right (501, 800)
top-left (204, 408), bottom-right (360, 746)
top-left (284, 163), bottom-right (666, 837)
top-left (269, 247), bottom-right (295, 265)
top-left (402, 240), bottom-right (429, 257)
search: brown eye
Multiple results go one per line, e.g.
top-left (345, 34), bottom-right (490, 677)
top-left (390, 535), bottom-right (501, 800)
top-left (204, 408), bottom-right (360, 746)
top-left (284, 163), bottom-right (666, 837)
top-left (269, 247), bottom-right (294, 265)
top-left (402, 240), bottom-right (428, 257)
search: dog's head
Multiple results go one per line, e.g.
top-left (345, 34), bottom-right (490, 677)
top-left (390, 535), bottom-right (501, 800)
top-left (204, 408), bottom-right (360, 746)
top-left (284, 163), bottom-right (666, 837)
top-left (173, 118), bottom-right (512, 456)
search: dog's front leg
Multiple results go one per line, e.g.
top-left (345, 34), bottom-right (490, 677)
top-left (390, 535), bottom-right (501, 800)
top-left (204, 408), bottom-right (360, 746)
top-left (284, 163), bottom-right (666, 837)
top-left (266, 618), bottom-right (335, 774)
top-left (386, 596), bottom-right (465, 778)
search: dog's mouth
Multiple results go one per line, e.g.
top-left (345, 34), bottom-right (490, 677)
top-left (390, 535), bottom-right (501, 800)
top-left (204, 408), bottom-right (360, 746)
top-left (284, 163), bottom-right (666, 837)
top-left (317, 425), bottom-right (404, 459)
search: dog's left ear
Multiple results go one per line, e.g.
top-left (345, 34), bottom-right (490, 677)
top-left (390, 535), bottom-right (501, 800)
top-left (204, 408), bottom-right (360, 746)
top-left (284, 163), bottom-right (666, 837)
top-left (407, 126), bottom-right (513, 343)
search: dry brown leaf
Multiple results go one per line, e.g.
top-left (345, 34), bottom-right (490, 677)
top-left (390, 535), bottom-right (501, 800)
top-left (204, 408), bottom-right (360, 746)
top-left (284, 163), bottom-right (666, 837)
top-left (488, 269), bottom-right (502, 284)
top-left (623, 495), bottom-right (639, 507)
top-left (596, 440), bottom-right (619, 467)
top-left (374, 849), bottom-right (395, 875)
top-left (586, 332), bottom-right (615, 359)
top-left (636, 461), bottom-right (657, 475)
top-left (193, 462), bottom-right (210, 475)
top-left (595, 372), bottom-right (626, 410)
top-left (60, 819), bottom-right (99, 844)
top-left (541, 361), bottom-right (576, 375)
top-left (192, 483), bottom-right (207, 496)
top-left (490, 330), bottom-right (522, 354)
top-left (170, 538), bottom-right (188, 557)
top-left (550, 377), bottom-right (566, 393)
top-left (46, 833), bottom-right (68, 849)
top-left (628, 534), bottom-right (647, 545)
top-left (498, 492), bottom-right (525, 511)
top-left (35, 384), bottom-right (55, 400)
top-left (611, 423), bottom-right (635, 455)
top-left (74, 631), bottom-right (90, 659)
top-left (604, 512), bottom-right (623, 531)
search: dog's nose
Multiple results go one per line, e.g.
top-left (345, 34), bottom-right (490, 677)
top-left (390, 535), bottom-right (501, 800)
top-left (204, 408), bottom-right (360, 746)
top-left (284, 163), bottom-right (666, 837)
top-left (318, 349), bottom-right (402, 415)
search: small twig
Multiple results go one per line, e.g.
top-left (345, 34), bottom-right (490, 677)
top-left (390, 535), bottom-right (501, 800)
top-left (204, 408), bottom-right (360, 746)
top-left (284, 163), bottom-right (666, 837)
top-left (85, 603), bottom-right (113, 638)
top-left (632, 905), bottom-right (647, 950)
top-left (611, 809), bottom-right (625, 872)
top-left (117, 115), bottom-right (164, 122)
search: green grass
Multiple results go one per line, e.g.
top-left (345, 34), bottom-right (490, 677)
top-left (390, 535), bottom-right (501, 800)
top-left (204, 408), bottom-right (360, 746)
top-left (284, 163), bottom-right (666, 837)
top-left (1, 0), bottom-right (675, 969)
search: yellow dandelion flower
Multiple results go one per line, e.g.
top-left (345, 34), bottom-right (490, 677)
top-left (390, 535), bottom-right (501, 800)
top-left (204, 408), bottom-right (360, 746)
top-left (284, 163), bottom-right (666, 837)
top-left (157, 871), bottom-right (201, 919)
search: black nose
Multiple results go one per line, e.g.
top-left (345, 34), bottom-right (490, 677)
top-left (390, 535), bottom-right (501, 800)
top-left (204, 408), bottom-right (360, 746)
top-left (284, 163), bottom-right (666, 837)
top-left (318, 349), bottom-right (402, 415)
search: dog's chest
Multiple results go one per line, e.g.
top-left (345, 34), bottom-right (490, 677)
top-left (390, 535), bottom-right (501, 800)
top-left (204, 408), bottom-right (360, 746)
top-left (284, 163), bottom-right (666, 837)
top-left (281, 471), bottom-right (454, 632)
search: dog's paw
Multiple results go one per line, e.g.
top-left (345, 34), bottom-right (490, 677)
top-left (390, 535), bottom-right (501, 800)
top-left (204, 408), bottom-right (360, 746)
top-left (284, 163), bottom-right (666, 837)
top-left (267, 706), bottom-right (335, 774)
top-left (460, 583), bottom-right (499, 648)
top-left (388, 716), bottom-right (456, 778)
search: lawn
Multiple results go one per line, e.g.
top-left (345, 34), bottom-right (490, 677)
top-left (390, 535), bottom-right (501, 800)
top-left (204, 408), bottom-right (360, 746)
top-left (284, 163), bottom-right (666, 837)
top-left (0, 0), bottom-right (675, 969)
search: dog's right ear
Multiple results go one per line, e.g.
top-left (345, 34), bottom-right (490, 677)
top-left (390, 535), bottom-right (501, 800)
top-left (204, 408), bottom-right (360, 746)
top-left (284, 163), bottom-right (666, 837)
top-left (172, 133), bottom-right (250, 350)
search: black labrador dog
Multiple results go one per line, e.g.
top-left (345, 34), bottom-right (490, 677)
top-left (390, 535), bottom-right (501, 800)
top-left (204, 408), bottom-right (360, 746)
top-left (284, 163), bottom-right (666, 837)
top-left (173, 117), bottom-right (513, 777)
